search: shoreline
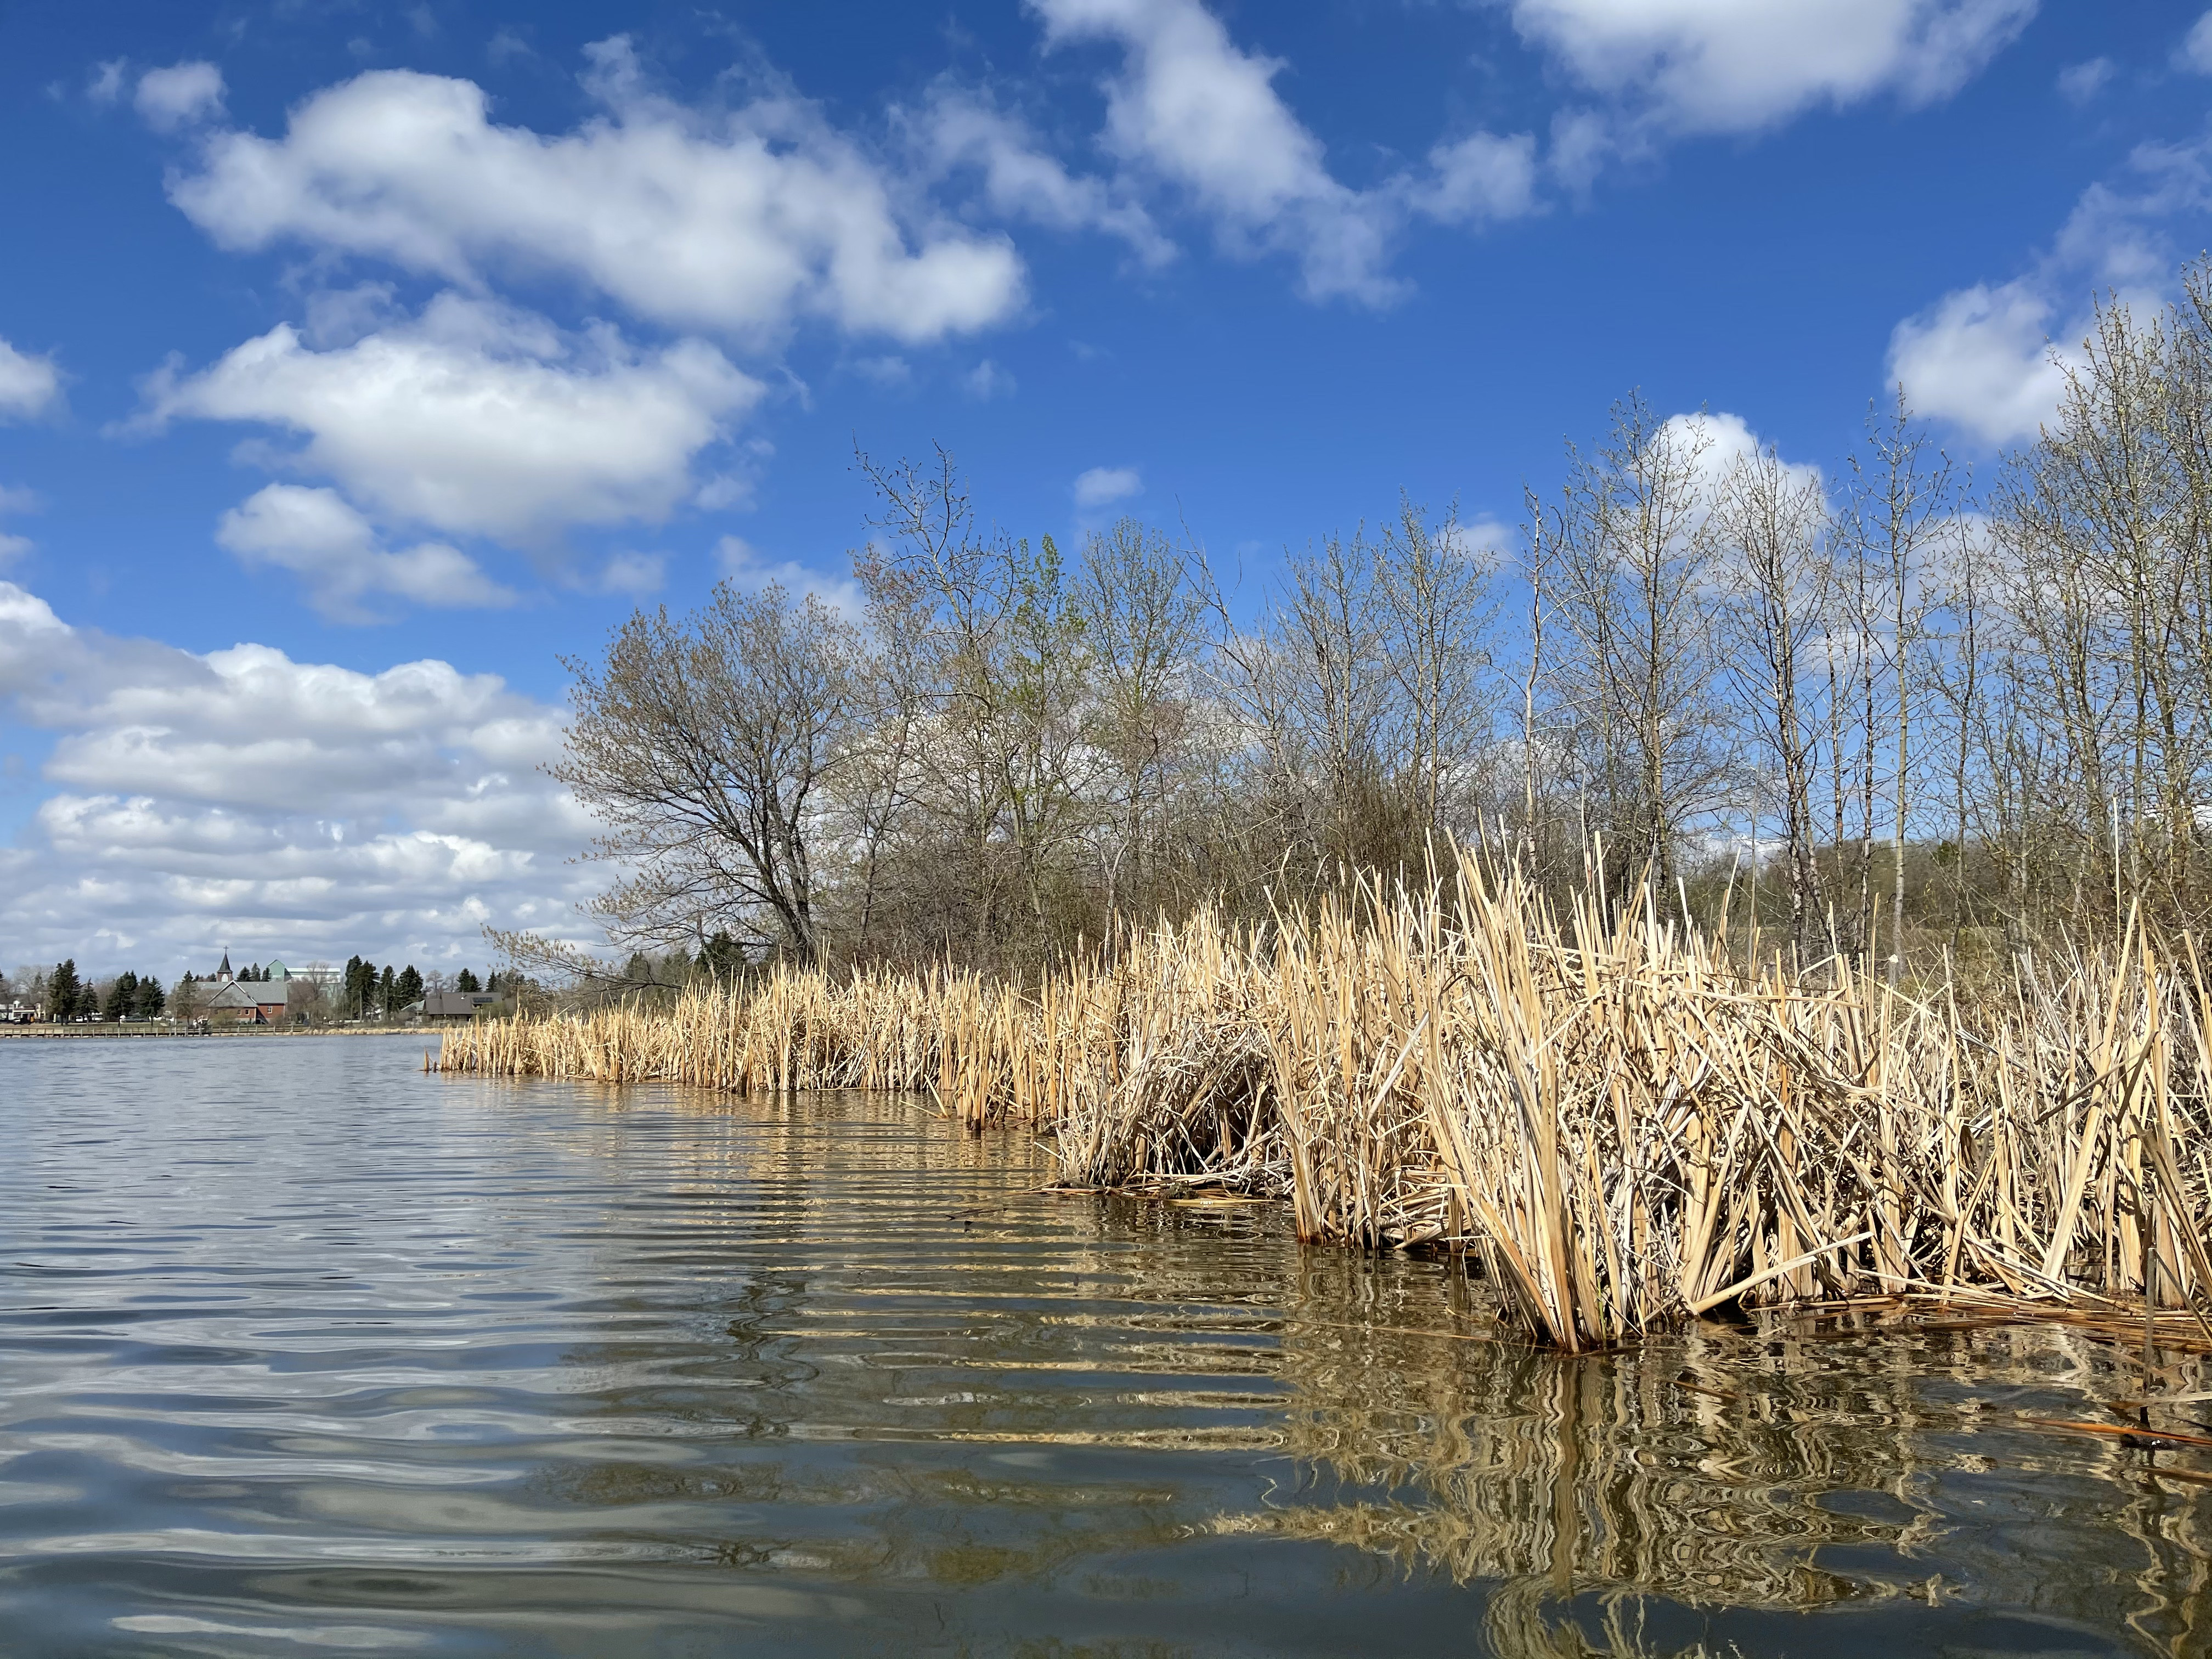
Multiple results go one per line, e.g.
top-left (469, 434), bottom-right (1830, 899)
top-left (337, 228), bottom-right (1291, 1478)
top-left (0, 1024), bottom-right (445, 1041)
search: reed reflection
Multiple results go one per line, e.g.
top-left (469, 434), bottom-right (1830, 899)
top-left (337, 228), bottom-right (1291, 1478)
top-left (1240, 1249), bottom-right (2212, 1656)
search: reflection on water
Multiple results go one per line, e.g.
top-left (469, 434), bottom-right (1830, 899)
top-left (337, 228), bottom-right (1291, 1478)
top-left (2, 1037), bottom-right (2208, 1656)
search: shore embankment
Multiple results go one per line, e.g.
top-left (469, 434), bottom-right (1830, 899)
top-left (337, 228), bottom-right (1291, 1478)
top-left (433, 859), bottom-right (2212, 1353)
top-left (0, 1023), bottom-right (432, 1040)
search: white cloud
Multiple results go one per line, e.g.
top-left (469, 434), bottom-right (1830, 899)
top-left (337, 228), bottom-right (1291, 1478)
top-left (1073, 464), bottom-right (1142, 508)
top-left (713, 535), bottom-right (864, 616)
top-left (963, 358), bottom-right (1017, 400)
top-left (215, 484), bottom-right (517, 622)
top-left (165, 41), bottom-right (1026, 349)
top-left (1413, 132), bottom-right (1541, 226)
top-left (1889, 280), bottom-right (2072, 445)
top-left (1028, 1), bottom-right (1536, 301)
top-left (87, 60), bottom-right (126, 106)
top-left (0, 579), bottom-right (597, 974)
top-left (1030, 0), bottom-right (1408, 303)
top-left (2056, 58), bottom-right (2114, 105)
top-left (134, 61), bottom-right (226, 132)
top-left (911, 89), bottom-right (1175, 267)
top-left (1492, 0), bottom-right (2035, 134)
top-left (592, 550), bottom-right (667, 596)
top-left (0, 338), bottom-right (61, 420)
top-left (0, 483), bottom-right (39, 569)
top-left (851, 354), bottom-right (913, 387)
top-left (1662, 409), bottom-right (1824, 499)
top-left (1889, 133), bottom-right (2212, 445)
top-left (2183, 13), bottom-right (2212, 75)
top-left (142, 292), bottom-right (762, 546)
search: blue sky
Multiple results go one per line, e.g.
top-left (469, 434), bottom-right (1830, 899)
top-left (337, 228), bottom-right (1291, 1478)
top-left (1, 0), bottom-right (2208, 979)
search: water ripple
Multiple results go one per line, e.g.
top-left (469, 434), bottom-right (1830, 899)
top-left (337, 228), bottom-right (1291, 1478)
top-left (2, 1036), bottom-right (2206, 1656)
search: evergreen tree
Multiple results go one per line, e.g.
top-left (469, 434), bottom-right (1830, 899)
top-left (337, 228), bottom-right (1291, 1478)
top-left (395, 965), bottom-right (424, 1005)
top-left (701, 930), bottom-right (744, 984)
top-left (454, 967), bottom-right (480, 992)
top-left (378, 964), bottom-right (396, 1017)
top-left (342, 956), bottom-right (377, 1018)
top-left (101, 970), bottom-right (139, 1021)
top-left (133, 975), bottom-right (166, 1019)
top-left (47, 959), bottom-right (81, 1022)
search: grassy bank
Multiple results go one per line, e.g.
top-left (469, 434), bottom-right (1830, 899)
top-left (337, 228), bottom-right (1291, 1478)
top-left (436, 857), bottom-right (2212, 1351)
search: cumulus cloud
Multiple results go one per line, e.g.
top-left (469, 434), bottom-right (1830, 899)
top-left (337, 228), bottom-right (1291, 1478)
top-left (215, 484), bottom-right (517, 622)
top-left (1413, 132), bottom-right (1541, 226)
top-left (912, 89), bottom-right (1174, 266)
top-left (1073, 464), bottom-right (1142, 507)
top-left (713, 534), bottom-right (865, 616)
top-left (1662, 409), bottom-right (1824, 499)
top-left (0, 580), bottom-right (596, 974)
top-left (1889, 281), bottom-right (2072, 446)
top-left (0, 338), bottom-right (61, 420)
top-left (1029, 0), bottom-right (1407, 302)
top-left (1890, 132), bottom-right (2212, 445)
top-left (1028, 0), bottom-right (1537, 302)
top-left (140, 292), bottom-right (762, 547)
top-left (163, 38), bottom-right (1025, 349)
top-left (1491, 0), bottom-right (2035, 134)
top-left (134, 61), bottom-right (225, 132)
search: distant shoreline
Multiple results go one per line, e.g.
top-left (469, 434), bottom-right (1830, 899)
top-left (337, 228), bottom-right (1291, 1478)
top-left (0, 1024), bottom-right (441, 1041)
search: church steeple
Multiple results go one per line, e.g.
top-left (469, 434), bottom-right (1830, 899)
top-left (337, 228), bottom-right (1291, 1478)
top-left (216, 951), bottom-right (233, 983)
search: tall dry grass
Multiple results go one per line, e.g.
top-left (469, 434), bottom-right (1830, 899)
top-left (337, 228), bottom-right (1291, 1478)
top-left (438, 854), bottom-right (2212, 1350)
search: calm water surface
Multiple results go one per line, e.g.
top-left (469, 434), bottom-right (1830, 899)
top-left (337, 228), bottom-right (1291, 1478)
top-left (4, 1037), bottom-right (2210, 1657)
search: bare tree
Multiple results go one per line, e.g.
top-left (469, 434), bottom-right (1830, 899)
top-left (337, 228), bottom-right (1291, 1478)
top-left (1375, 496), bottom-right (1498, 836)
top-left (1846, 391), bottom-right (1957, 981)
top-left (1544, 394), bottom-right (1734, 895)
top-left (1714, 444), bottom-right (1833, 964)
top-left (1079, 517), bottom-right (1208, 926)
top-left (555, 582), bottom-right (861, 966)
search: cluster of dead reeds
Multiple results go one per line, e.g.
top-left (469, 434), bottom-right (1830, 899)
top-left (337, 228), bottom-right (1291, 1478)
top-left (438, 855), bottom-right (2212, 1351)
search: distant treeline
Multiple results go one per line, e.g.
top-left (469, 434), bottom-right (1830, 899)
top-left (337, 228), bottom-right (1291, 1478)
top-left (1, 958), bottom-right (503, 1022)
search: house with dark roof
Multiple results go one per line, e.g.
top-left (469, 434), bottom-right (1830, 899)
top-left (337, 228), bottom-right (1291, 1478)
top-left (198, 952), bottom-right (299, 1024)
top-left (202, 979), bottom-right (290, 1024)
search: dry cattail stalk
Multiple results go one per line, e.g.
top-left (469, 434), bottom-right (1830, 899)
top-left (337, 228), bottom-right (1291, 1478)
top-left (438, 852), bottom-right (2212, 1350)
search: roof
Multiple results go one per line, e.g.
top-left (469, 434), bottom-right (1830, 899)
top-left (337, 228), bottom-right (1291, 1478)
top-left (204, 981), bottom-right (257, 1008)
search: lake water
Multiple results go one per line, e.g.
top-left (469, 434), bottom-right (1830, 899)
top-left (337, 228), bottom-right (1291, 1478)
top-left (3, 1036), bottom-right (2210, 1657)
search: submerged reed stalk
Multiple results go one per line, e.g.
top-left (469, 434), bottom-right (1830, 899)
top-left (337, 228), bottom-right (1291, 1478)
top-left (438, 855), bottom-right (2212, 1350)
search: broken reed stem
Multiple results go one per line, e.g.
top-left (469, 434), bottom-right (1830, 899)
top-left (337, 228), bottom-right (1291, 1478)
top-left (436, 853), bottom-right (2212, 1353)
